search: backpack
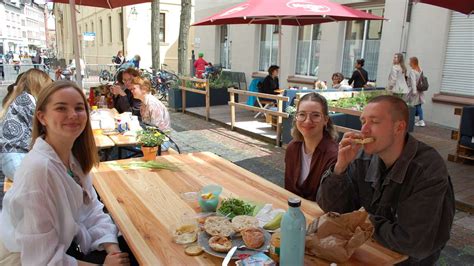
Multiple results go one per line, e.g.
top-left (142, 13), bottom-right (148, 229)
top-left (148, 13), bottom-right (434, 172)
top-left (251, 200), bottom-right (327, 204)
top-left (417, 71), bottom-right (429, 92)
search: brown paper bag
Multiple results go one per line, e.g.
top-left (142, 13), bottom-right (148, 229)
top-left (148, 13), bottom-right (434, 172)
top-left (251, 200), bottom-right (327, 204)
top-left (305, 208), bottom-right (374, 263)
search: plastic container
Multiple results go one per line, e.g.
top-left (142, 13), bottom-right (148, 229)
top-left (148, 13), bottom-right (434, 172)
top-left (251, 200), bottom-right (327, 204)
top-left (280, 197), bottom-right (306, 266)
top-left (198, 184), bottom-right (222, 212)
top-left (269, 231), bottom-right (281, 263)
top-left (90, 106), bottom-right (102, 135)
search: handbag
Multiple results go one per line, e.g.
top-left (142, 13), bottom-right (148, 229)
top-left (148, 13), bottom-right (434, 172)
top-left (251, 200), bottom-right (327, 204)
top-left (357, 69), bottom-right (369, 88)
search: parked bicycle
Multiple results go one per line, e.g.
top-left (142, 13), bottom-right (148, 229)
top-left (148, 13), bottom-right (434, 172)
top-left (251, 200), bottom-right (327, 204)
top-left (154, 64), bottom-right (179, 101)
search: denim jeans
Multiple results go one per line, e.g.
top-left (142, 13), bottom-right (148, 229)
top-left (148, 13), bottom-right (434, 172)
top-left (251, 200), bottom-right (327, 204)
top-left (415, 104), bottom-right (424, 120)
top-left (0, 152), bottom-right (26, 180)
top-left (161, 140), bottom-right (171, 152)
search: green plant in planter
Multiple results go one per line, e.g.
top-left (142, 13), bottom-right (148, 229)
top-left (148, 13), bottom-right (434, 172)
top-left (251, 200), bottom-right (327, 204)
top-left (136, 127), bottom-right (166, 147)
top-left (329, 91), bottom-right (387, 111)
top-left (285, 105), bottom-right (297, 117)
top-left (209, 76), bottom-right (233, 89)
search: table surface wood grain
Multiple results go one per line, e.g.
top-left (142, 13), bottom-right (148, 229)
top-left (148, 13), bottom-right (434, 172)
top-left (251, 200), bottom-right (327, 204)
top-left (91, 152), bottom-right (407, 266)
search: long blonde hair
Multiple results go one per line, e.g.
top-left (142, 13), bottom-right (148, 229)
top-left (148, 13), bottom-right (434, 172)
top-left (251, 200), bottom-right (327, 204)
top-left (394, 53), bottom-right (407, 75)
top-left (291, 92), bottom-right (338, 141)
top-left (31, 81), bottom-right (98, 173)
top-left (0, 69), bottom-right (52, 119)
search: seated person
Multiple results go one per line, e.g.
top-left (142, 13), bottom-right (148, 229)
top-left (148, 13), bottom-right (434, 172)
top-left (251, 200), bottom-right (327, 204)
top-left (0, 81), bottom-right (133, 265)
top-left (261, 65), bottom-right (280, 95)
top-left (331, 72), bottom-right (351, 90)
top-left (111, 70), bottom-right (134, 114)
top-left (121, 67), bottom-right (142, 119)
top-left (0, 69), bottom-right (52, 180)
top-left (129, 77), bottom-right (172, 151)
top-left (285, 92), bottom-right (338, 201)
top-left (317, 95), bottom-right (455, 265)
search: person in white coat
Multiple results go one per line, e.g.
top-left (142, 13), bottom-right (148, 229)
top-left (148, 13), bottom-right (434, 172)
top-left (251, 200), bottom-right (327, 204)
top-left (387, 53), bottom-right (409, 97)
top-left (0, 81), bottom-right (131, 265)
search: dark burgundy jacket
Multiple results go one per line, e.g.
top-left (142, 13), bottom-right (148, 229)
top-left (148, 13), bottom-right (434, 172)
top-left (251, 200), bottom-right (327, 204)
top-left (285, 133), bottom-right (338, 201)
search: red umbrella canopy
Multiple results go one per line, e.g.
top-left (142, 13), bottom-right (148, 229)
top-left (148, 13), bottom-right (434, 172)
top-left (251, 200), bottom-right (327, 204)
top-left (193, 0), bottom-right (384, 26)
top-left (415, 0), bottom-right (473, 15)
top-left (48, 0), bottom-right (150, 9)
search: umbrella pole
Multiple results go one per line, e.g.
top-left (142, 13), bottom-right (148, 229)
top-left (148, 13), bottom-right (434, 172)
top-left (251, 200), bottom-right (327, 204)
top-left (278, 18), bottom-right (282, 69)
top-left (69, 0), bottom-right (83, 89)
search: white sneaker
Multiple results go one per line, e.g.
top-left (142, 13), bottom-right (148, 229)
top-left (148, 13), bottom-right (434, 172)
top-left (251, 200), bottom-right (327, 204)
top-left (415, 120), bottom-right (426, 127)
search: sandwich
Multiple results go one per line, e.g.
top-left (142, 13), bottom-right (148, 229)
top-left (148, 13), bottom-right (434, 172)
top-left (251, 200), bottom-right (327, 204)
top-left (353, 137), bottom-right (375, 145)
top-left (208, 236), bottom-right (232, 252)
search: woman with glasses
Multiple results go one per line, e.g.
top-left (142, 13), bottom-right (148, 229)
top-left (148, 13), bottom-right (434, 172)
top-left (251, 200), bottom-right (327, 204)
top-left (285, 92), bottom-right (338, 201)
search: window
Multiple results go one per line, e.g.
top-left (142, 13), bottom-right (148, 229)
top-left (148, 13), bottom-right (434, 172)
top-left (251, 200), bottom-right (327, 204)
top-left (220, 25), bottom-right (231, 69)
top-left (118, 12), bottom-right (124, 42)
top-left (91, 22), bottom-right (95, 46)
top-left (295, 24), bottom-right (321, 77)
top-left (259, 25), bottom-right (279, 71)
top-left (159, 13), bottom-right (165, 42)
top-left (341, 8), bottom-right (384, 81)
top-left (108, 16), bottom-right (112, 43)
top-left (99, 19), bottom-right (103, 45)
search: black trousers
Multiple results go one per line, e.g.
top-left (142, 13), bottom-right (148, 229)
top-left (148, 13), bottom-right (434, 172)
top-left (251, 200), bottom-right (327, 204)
top-left (66, 236), bottom-right (139, 265)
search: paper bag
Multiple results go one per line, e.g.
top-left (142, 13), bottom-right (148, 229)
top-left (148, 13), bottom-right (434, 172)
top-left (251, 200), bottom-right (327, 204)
top-left (305, 208), bottom-right (374, 263)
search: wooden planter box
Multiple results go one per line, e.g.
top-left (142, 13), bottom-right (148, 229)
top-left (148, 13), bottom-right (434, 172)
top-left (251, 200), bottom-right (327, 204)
top-left (168, 87), bottom-right (238, 110)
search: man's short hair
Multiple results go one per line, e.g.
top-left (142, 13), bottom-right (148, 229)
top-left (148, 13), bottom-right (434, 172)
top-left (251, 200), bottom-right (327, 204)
top-left (368, 95), bottom-right (409, 130)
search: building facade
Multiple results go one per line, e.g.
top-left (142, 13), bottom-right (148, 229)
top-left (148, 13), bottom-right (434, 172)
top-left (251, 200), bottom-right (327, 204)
top-left (53, 0), bottom-right (195, 71)
top-left (0, 0), bottom-right (46, 55)
top-left (193, 0), bottom-right (474, 128)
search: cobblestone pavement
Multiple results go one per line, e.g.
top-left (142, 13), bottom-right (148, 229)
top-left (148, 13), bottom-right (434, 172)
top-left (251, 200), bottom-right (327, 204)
top-left (168, 111), bottom-right (474, 265)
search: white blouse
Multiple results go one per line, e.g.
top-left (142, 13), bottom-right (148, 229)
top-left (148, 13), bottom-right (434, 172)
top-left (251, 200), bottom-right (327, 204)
top-left (140, 94), bottom-right (171, 131)
top-left (387, 64), bottom-right (409, 94)
top-left (298, 144), bottom-right (313, 186)
top-left (0, 137), bottom-right (118, 265)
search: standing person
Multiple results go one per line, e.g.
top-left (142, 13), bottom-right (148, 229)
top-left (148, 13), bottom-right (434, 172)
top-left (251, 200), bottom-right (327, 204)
top-left (0, 69), bottom-right (52, 180)
top-left (0, 81), bottom-right (132, 265)
top-left (193, 52), bottom-right (208, 78)
top-left (285, 92), bottom-right (338, 201)
top-left (129, 77), bottom-right (171, 151)
top-left (32, 49), bottom-right (42, 69)
top-left (261, 65), bottom-right (280, 95)
top-left (348, 59), bottom-right (368, 88)
top-left (317, 95), bottom-right (455, 265)
top-left (387, 53), bottom-right (409, 96)
top-left (406, 57), bottom-right (425, 127)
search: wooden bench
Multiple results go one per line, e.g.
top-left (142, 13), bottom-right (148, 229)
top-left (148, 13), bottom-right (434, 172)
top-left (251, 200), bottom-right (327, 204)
top-left (448, 107), bottom-right (474, 163)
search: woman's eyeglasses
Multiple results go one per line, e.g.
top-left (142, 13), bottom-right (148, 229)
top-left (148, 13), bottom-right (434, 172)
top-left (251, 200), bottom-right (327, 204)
top-left (295, 112), bottom-right (323, 122)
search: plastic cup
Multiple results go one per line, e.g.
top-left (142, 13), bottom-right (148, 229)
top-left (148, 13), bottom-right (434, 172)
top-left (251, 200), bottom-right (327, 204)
top-left (198, 184), bottom-right (222, 212)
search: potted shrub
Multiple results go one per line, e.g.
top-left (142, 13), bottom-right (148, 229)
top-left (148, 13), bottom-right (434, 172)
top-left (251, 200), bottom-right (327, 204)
top-left (136, 127), bottom-right (166, 161)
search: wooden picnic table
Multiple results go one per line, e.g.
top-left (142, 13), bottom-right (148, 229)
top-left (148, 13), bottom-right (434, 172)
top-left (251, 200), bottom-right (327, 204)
top-left (107, 134), bottom-right (138, 146)
top-left (93, 134), bottom-right (115, 149)
top-left (91, 152), bottom-right (407, 265)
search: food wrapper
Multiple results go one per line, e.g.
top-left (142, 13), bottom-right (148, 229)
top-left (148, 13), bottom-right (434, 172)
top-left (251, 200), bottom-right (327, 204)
top-left (305, 208), bottom-right (374, 263)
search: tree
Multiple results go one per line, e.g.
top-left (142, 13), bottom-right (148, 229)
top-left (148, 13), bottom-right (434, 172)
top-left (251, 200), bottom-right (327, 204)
top-left (151, 0), bottom-right (161, 70)
top-left (178, 0), bottom-right (192, 76)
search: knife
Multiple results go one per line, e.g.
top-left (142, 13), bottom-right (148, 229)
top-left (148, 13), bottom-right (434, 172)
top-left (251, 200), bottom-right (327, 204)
top-left (222, 246), bottom-right (237, 266)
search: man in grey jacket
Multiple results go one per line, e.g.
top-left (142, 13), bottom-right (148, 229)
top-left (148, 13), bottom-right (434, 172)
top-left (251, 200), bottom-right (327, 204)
top-left (317, 95), bottom-right (454, 265)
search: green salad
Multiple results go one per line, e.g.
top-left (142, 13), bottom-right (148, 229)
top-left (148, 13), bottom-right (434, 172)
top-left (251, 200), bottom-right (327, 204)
top-left (217, 198), bottom-right (255, 218)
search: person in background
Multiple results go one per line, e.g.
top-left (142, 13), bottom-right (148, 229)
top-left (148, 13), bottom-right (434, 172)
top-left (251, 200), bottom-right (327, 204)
top-left (387, 53), bottom-right (409, 97)
top-left (285, 92), bottom-right (338, 201)
top-left (331, 73), bottom-right (351, 90)
top-left (348, 59), bottom-right (368, 88)
top-left (111, 71), bottom-right (133, 114)
top-left (32, 49), bottom-right (42, 69)
top-left (261, 65), bottom-right (280, 95)
top-left (129, 77), bottom-right (171, 151)
top-left (0, 81), bottom-right (133, 265)
top-left (2, 73), bottom-right (24, 108)
top-left (114, 50), bottom-right (125, 66)
top-left (406, 57), bottom-right (425, 127)
top-left (193, 52), bottom-right (208, 78)
top-left (317, 95), bottom-right (454, 265)
top-left (132, 55), bottom-right (141, 69)
top-left (0, 69), bottom-right (52, 180)
top-left (120, 68), bottom-right (142, 119)
top-left (70, 58), bottom-right (86, 80)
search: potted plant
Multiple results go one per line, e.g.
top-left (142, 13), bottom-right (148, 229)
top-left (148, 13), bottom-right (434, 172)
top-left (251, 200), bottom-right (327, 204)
top-left (136, 127), bottom-right (166, 161)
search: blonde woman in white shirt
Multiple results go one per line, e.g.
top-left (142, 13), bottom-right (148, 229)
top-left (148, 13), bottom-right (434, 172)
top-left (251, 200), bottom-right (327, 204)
top-left (387, 53), bottom-right (409, 96)
top-left (0, 81), bottom-right (131, 265)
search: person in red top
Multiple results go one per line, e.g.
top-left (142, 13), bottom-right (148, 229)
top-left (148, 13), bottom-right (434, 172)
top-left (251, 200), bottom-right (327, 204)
top-left (194, 52), bottom-right (208, 78)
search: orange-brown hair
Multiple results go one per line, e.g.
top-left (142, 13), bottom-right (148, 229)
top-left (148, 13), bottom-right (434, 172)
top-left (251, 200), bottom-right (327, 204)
top-left (409, 57), bottom-right (421, 72)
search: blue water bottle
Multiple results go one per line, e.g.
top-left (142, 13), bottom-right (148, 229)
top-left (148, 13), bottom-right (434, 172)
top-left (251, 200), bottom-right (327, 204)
top-left (280, 197), bottom-right (306, 266)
